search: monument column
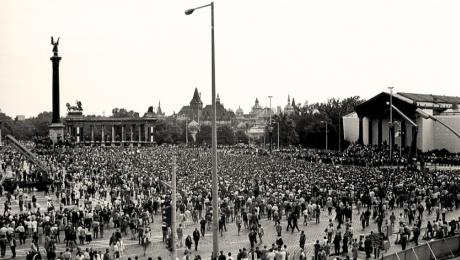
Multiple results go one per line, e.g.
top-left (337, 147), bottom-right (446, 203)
top-left (49, 36), bottom-right (65, 144)
top-left (144, 124), bottom-right (148, 143)
top-left (358, 117), bottom-right (363, 145)
top-left (111, 126), bottom-right (115, 146)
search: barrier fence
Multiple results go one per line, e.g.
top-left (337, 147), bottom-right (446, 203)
top-left (383, 235), bottom-right (460, 260)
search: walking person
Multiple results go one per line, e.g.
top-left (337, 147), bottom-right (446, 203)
top-left (193, 228), bottom-right (200, 251)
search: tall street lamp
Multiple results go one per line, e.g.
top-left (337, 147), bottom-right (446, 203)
top-left (388, 86), bottom-right (394, 163)
top-left (185, 3), bottom-right (219, 258)
top-left (268, 96), bottom-right (273, 152)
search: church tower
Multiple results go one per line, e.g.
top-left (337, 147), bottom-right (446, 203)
top-left (190, 88), bottom-right (203, 122)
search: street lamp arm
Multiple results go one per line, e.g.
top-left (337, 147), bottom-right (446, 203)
top-left (185, 3), bottom-right (212, 15)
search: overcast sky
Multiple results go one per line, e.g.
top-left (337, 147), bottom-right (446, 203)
top-left (1, 0), bottom-right (460, 117)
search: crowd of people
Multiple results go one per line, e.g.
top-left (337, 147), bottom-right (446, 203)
top-left (0, 141), bottom-right (460, 260)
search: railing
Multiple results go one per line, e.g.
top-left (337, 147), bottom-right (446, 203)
top-left (383, 235), bottom-right (460, 260)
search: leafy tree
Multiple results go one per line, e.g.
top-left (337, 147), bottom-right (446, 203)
top-left (235, 129), bottom-right (249, 144)
top-left (197, 125), bottom-right (212, 145)
top-left (111, 108), bottom-right (139, 118)
top-left (217, 125), bottom-right (235, 145)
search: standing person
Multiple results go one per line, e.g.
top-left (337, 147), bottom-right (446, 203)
top-left (315, 206), bottom-right (321, 224)
top-left (299, 231), bottom-right (306, 250)
top-left (364, 236), bottom-right (372, 259)
top-left (236, 215), bottom-right (242, 236)
top-left (185, 235), bottom-right (192, 250)
top-left (291, 212), bottom-right (300, 232)
top-left (275, 222), bottom-right (282, 237)
top-left (193, 228), bottom-right (200, 251)
top-left (0, 230), bottom-right (7, 257)
top-left (9, 236), bottom-right (16, 258)
top-left (199, 219), bottom-right (206, 238)
top-left (351, 239), bottom-right (359, 260)
top-left (413, 226), bottom-right (420, 246)
top-left (177, 224), bottom-right (184, 248)
top-left (258, 224), bottom-right (264, 244)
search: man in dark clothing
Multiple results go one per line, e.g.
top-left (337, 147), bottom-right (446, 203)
top-left (200, 219), bottom-right (206, 238)
top-left (299, 231), bottom-right (306, 249)
top-left (193, 228), bottom-right (200, 251)
top-left (185, 235), bottom-right (192, 250)
top-left (291, 213), bottom-right (300, 232)
top-left (364, 236), bottom-right (372, 259)
top-left (413, 226), bottom-right (420, 246)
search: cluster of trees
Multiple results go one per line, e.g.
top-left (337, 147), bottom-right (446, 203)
top-left (1, 97), bottom-right (365, 150)
top-left (0, 111), bottom-right (52, 140)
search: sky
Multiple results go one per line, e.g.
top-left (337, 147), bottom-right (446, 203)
top-left (1, 0), bottom-right (460, 118)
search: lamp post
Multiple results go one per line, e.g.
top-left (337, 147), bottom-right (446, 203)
top-left (388, 86), bottom-right (394, 163)
top-left (277, 121), bottom-right (280, 150)
top-left (268, 96), bottom-right (273, 152)
top-left (185, 117), bottom-right (188, 146)
top-left (185, 3), bottom-right (219, 258)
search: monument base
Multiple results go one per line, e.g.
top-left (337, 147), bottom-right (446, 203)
top-left (49, 123), bottom-right (65, 144)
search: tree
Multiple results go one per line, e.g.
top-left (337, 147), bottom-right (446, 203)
top-left (217, 125), bottom-right (235, 145)
top-left (235, 129), bottom-right (249, 144)
top-left (271, 114), bottom-right (299, 147)
top-left (197, 125), bottom-right (212, 145)
top-left (111, 108), bottom-right (139, 118)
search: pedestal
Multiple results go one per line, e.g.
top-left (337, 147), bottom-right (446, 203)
top-left (49, 123), bottom-right (65, 144)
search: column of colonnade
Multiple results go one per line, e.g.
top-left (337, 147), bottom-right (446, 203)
top-left (69, 123), bottom-right (155, 146)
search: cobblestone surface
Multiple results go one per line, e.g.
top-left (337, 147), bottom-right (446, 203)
top-left (2, 192), bottom-right (459, 260)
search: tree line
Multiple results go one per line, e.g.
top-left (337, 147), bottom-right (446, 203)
top-left (0, 96), bottom-right (364, 150)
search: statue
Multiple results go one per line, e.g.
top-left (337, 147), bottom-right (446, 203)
top-left (66, 101), bottom-right (83, 113)
top-left (51, 36), bottom-right (60, 55)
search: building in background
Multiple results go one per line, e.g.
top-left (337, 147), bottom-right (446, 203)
top-left (343, 92), bottom-right (460, 153)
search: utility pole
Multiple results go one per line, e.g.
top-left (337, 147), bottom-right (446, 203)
top-left (277, 122), bottom-right (280, 150)
top-left (389, 86), bottom-right (394, 163)
top-left (171, 156), bottom-right (177, 259)
top-left (338, 111), bottom-right (342, 151)
top-left (268, 96), bottom-right (273, 152)
top-left (185, 118), bottom-right (188, 145)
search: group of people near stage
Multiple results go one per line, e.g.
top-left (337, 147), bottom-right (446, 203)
top-left (1, 142), bottom-right (460, 259)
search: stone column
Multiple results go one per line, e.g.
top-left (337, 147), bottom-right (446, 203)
top-left (101, 125), bottom-right (105, 146)
top-left (150, 126), bottom-right (154, 142)
top-left (144, 124), bottom-right (148, 144)
top-left (138, 125), bottom-right (142, 147)
top-left (76, 127), bottom-right (80, 143)
top-left (358, 117), bottom-right (363, 145)
top-left (49, 45), bottom-right (65, 144)
top-left (368, 119), bottom-right (373, 145)
top-left (90, 125), bottom-right (94, 145)
top-left (401, 120), bottom-right (406, 148)
top-left (111, 126), bottom-right (115, 146)
top-left (378, 119), bottom-right (383, 145)
top-left (130, 125), bottom-right (134, 147)
top-left (121, 125), bottom-right (125, 146)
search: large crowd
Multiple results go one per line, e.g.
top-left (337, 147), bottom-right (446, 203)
top-left (0, 142), bottom-right (460, 260)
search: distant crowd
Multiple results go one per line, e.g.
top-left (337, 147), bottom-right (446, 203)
top-left (0, 142), bottom-right (459, 260)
